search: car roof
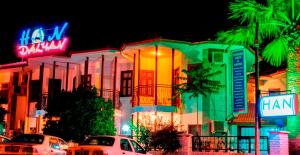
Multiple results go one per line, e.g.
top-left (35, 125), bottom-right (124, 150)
top-left (87, 135), bottom-right (133, 140)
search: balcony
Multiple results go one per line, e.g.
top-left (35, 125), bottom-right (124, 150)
top-left (132, 84), bottom-right (180, 107)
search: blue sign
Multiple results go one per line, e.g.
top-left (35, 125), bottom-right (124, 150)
top-left (232, 50), bottom-right (246, 112)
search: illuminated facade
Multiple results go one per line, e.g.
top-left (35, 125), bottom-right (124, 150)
top-left (0, 39), bottom-right (257, 136)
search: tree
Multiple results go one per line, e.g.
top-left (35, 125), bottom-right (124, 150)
top-left (216, 0), bottom-right (300, 152)
top-left (176, 63), bottom-right (223, 135)
top-left (43, 86), bottom-right (116, 142)
top-left (0, 97), bottom-right (8, 135)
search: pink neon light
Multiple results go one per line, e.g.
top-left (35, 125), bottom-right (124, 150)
top-left (17, 38), bottom-right (68, 58)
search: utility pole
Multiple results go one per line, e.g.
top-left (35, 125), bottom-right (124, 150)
top-left (254, 21), bottom-right (261, 155)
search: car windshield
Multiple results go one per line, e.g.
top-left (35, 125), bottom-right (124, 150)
top-left (11, 134), bottom-right (44, 144)
top-left (82, 136), bottom-right (115, 146)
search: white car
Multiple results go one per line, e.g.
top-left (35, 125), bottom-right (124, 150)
top-left (0, 134), bottom-right (68, 155)
top-left (67, 135), bottom-right (151, 155)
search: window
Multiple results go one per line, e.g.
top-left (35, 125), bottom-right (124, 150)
top-left (80, 74), bottom-right (92, 87)
top-left (0, 83), bottom-right (9, 103)
top-left (120, 70), bottom-right (133, 97)
top-left (120, 139), bottom-right (132, 152)
top-left (130, 140), bottom-right (146, 154)
top-left (11, 134), bottom-right (44, 144)
top-left (208, 49), bottom-right (224, 63)
top-left (49, 137), bottom-right (60, 149)
top-left (30, 80), bottom-right (41, 102)
top-left (188, 124), bottom-right (201, 136)
top-left (140, 70), bottom-right (154, 96)
top-left (82, 136), bottom-right (115, 146)
top-left (187, 64), bottom-right (200, 83)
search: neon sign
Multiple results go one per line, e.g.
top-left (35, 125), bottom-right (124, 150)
top-left (17, 22), bottom-right (69, 58)
top-left (260, 94), bottom-right (298, 117)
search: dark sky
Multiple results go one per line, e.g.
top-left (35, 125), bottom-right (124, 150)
top-left (0, 1), bottom-right (231, 64)
top-left (0, 1), bottom-right (283, 74)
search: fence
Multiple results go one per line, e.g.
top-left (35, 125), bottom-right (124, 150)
top-left (192, 136), bottom-right (269, 154)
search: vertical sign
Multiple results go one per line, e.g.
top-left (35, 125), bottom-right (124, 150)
top-left (232, 49), bottom-right (247, 112)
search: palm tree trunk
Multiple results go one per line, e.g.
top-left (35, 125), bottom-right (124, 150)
top-left (197, 96), bottom-right (199, 136)
top-left (287, 51), bottom-right (300, 137)
top-left (286, 51), bottom-right (300, 138)
top-left (287, 50), bottom-right (300, 153)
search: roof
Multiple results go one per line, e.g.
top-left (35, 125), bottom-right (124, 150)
top-left (0, 61), bottom-right (27, 70)
top-left (228, 104), bottom-right (271, 125)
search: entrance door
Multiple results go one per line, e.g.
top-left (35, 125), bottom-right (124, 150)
top-left (140, 70), bottom-right (154, 96)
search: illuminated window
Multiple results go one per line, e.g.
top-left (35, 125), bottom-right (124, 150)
top-left (120, 70), bottom-right (132, 97)
top-left (81, 74), bottom-right (92, 87)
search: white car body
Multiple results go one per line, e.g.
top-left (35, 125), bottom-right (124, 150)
top-left (0, 134), bottom-right (68, 155)
top-left (67, 135), bottom-right (152, 155)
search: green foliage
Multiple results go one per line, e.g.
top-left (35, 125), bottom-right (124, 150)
top-left (130, 122), bottom-right (151, 151)
top-left (262, 37), bottom-right (289, 67)
top-left (217, 0), bottom-right (300, 67)
top-left (176, 63), bottom-right (223, 98)
top-left (0, 97), bottom-right (8, 135)
top-left (43, 86), bottom-right (116, 142)
top-left (150, 125), bottom-right (181, 153)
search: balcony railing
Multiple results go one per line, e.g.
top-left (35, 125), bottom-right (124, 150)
top-left (98, 89), bottom-right (121, 109)
top-left (132, 84), bottom-right (180, 107)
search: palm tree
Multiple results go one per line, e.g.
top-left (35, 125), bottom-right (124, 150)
top-left (217, 0), bottom-right (300, 146)
top-left (175, 63), bottom-right (223, 136)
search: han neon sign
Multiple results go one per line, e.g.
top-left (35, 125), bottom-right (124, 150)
top-left (17, 22), bottom-right (69, 58)
top-left (260, 94), bottom-right (298, 117)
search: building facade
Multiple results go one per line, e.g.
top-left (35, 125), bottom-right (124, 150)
top-left (0, 39), bottom-right (256, 137)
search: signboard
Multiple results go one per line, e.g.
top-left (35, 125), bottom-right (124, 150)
top-left (17, 22), bottom-right (69, 58)
top-left (232, 49), bottom-right (247, 113)
top-left (260, 94), bottom-right (298, 117)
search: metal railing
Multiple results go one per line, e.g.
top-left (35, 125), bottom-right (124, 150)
top-left (192, 136), bottom-right (269, 154)
top-left (132, 84), bottom-right (179, 107)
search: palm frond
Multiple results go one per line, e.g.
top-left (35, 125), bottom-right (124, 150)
top-left (296, 12), bottom-right (300, 21)
top-left (262, 36), bottom-right (288, 67)
top-left (175, 64), bottom-right (223, 99)
top-left (217, 26), bottom-right (256, 46)
top-left (229, 0), bottom-right (267, 24)
top-left (259, 19), bottom-right (289, 38)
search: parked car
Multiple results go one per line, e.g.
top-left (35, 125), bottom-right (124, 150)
top-left (0, 134), bottom-right (68, 155)
top-left (67, 135), bottom-right (151, 155)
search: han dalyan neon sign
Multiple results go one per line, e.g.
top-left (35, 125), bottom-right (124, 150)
top-left (260, 94), bottom-right (298, 117)
top-left (17, 22), bottom-right (69, 58)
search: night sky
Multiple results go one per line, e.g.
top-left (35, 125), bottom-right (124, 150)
top-left (0, 1), bottom-right (281, 73)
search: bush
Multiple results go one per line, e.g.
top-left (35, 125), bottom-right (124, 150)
top-left (150, 125), bottom-right (181, 153)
